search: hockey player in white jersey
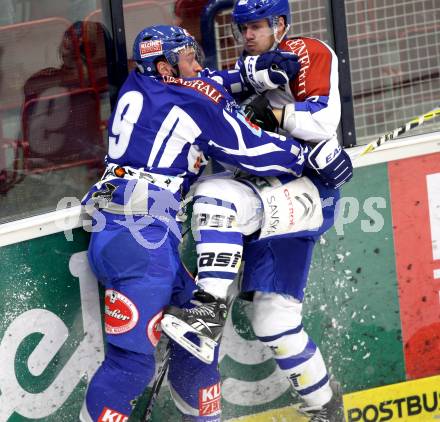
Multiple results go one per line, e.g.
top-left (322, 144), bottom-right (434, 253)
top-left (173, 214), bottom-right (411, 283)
top-left (161, 1), bottom-right (353, 421)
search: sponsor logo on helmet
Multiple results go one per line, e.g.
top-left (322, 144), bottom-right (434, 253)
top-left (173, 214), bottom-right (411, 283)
top-left (104, 290), bottom-right (139, 334)
top-left (199, 382), bottom-right (221, 416)
top-left (139, 40), bottom-right (163, 59)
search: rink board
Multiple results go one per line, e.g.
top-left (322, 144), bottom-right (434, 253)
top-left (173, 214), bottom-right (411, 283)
top-left (343, 374), bottom-right (440, 422)
top-left (1, 150), bottom-right (440, 421)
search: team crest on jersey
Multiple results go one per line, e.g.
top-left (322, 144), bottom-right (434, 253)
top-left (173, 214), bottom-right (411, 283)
top-left (199, 382), bottom-right (221, 416)
top-left (104, 290), bottom-right (139, 334)
top-left (146, 310), bottom-right (163, 347)
top-left (139, 39), bottom-right (163, 58)
top-left (163, 75), bottom-right (223, 104)
top-left (98, 407), bottom-right (128, 422)
top-left (236, 112), bottom-right (262, 136)
top-left (92, 182), bottom-right (116, 206)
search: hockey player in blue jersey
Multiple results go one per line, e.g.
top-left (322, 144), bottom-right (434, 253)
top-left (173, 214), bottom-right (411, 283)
top-left (161, 1), bottom-right (353, 421)
top-left (79, 24), bottom-right (309, 422)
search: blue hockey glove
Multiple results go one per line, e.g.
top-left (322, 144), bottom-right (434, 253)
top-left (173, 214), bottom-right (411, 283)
top-left (307, 137), bottom-right (353, 188)
top-left (241, 50), bottom-right (300, 93)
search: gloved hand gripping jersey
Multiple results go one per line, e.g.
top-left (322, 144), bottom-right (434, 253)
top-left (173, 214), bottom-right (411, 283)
top-left (239, 50), bottom-right (300, 94)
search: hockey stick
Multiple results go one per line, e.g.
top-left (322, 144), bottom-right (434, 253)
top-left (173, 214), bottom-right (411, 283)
top-left (357, 105), bottom-right (440, 157)
top-left (141, 344), bottom-right (171, 422)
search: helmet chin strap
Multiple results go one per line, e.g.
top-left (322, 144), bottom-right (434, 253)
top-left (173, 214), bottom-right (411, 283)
top-left (171, 65), bottom-right (180, 77)
top-left (270, 16), bottom-right (290, 49)
top-left (275, 23), bottom-right (290, 44)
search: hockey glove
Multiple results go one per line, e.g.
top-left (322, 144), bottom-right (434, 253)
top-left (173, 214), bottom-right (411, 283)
top-left (307, 137), bottom-right (353, 188)
top-left (241, 50), bottom-right (300, 94)
top-left (243, 95), bottom-right (279, 132)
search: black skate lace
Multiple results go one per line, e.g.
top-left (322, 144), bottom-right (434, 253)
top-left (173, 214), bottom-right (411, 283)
top-left (310, 409), bottom-right (329, 422)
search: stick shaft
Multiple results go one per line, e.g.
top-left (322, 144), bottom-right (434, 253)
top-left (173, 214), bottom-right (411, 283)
top-left (359, 106), bottom-right (440, 156)
top-left (142, 346), bottom-right (171, 422)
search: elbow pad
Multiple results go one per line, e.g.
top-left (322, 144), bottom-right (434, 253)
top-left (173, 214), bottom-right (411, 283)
top-left (281, 103), bottom-right (296, 133)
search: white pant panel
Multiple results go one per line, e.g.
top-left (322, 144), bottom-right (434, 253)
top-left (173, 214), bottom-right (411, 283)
top-left (251, 291), bottom-right (303, 338)
top-left (193, 178), bottom-right (263, 236)
top-left (196, 277), bottom-right (231, 299)
top-left (262, 328), bottom-right (309, 358)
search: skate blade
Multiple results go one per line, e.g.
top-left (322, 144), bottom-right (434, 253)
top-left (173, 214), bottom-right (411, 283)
top-left (161, 314), bottom-right (217, 364)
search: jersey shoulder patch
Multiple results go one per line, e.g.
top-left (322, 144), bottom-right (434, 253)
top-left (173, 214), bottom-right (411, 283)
top-left (280, 37), bottom-right (333, 100)
top-left (162, 75), bottom-right (224, 104)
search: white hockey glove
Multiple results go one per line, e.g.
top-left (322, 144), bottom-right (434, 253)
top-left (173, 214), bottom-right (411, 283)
top-left (307, 137), bottom-right (353, 189)
top-left (241, 51), bottom-right (300, 94)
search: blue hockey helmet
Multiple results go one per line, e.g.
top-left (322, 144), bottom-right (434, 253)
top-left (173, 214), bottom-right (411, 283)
top-left (232, 0), bottom-right (291, 26)
top-left (132, 25), bottom-right (200, 75)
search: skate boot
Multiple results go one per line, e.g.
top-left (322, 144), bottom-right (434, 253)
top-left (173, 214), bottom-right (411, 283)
top-left (161, 290), bottom-right (228, 364)
top-left (299, 379), bottom-right (344, 422)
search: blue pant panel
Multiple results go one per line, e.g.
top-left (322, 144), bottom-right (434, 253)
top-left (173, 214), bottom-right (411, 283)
top-left (88, 214), bottom-right (180, 354)
top-left (171, 261), bottom-right (198, 307)
top-left (242, 236), bottom-right (315, 300)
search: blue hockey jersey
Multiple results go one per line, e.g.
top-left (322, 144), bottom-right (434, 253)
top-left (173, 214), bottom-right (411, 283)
top-left (83, 70), bottom-right (309, 215)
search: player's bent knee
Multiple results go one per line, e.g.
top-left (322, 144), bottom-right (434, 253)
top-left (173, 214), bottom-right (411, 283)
top-left (251, 291), bottom-right (303, 336)
top-left (193, 179), bottom-right (262, 235)
top-left (194, 178), bottom-right (234, 199)
top-left (251, 291), bottom-right (311, 356)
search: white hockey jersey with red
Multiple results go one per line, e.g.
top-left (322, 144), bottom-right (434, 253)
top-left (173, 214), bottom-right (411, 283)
top-left (267, 37), bottom-right (341, 142)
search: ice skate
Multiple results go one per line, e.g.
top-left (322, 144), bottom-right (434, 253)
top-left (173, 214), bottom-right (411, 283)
top-left (161, 290), bottom-right (228, 364)
top-left (299, 379), bottom-right (345, 422)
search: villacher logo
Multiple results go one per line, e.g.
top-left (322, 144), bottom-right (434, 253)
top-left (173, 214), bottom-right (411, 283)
top-left (104, 290), bottom-right (139, 335)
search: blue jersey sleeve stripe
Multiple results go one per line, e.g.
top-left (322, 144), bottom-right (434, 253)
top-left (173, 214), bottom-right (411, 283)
top-left (294, 96), bottom-right (329, 114)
